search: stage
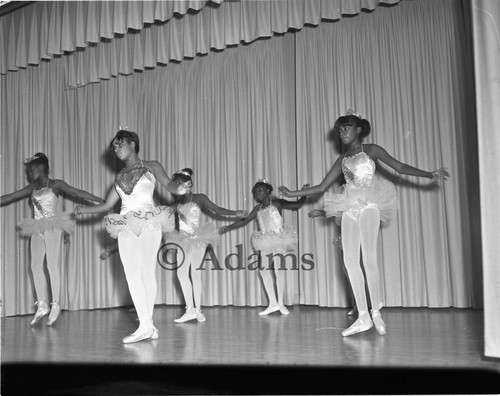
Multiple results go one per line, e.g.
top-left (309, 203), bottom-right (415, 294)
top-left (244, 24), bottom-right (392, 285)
top-left (2, 305), bottom-right (499, 394)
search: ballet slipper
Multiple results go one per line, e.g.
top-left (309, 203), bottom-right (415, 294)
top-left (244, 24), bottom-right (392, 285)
top-left (259, 305), bottom-right (280, 316)
top-left (195, 308), bottom-right (206, 322)
top-left (47, 302), bottom-right (61, 326)
top-left (371, 309), bottom-right (387, 335)
top-left (278, 305), bottom-right (289, 315)
top-left (30, 301), bottom-right (50, 326)
top-left (341, 313), bottom-right (373, 337)
top-left (122, 323), bottom-right (155, 344)
top-left (174, 306), bottom-right (197, 323)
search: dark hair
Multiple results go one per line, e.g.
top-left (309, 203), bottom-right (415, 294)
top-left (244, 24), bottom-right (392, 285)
top-left (333, 114), bottom-right (371, 140)
top-left (252, 181), bottom-right (273, 194)
top-left (110, 130), bottom-right (140, 153)
top-left (172, 168), bottom-right (193, 183)
top-left (24, 152), bottom-right (49, 175)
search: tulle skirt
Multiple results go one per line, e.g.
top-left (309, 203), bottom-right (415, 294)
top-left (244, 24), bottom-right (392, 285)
top-left (324, 176), bottom-right (398, 225)
top-left (251, 226), bottom-right (298, 252)
top-left (165, 223), bottom-right (220, 253)
top-left (104, 206), bottom-right (175, 239)
top-left (17, 211), bottom-right (76, 237)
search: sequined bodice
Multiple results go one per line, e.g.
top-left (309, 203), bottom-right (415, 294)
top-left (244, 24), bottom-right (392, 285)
top-left (342, 150), bottom-right (376, 188)
top-left (32, 187), bottom-right (58, 219)
top-left (257, 205), bottom-right (282, 233)
top-left (177, 201), bottom-right (201, 234)
top-left (115, 167), bottom-right (156, 214)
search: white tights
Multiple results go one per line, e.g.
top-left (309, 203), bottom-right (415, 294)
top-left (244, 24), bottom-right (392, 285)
top-left (260, 248), bottom-right (287, 307)
top-left (117, 229), bottom-right (162, 326)
top-left (341, 206), bottom-right (383, 313)
top-left (176, 245), bottom-right (206, 308)
top-left (30, 229), bottom-right (63, 303)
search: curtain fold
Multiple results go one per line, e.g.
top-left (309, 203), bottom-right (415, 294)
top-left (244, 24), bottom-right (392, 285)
top-left (1, 0), bottom-right (401, 85)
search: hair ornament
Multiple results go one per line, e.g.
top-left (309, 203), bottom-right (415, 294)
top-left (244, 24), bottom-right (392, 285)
top-left (255, 178), bottom-right (273, 188)
top-left (174, 170), bottom-right (192, 178)
top-left (346, 109), bottom-right (363, 119)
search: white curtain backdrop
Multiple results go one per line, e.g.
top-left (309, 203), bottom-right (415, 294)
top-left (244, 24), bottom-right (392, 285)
top-left (1, 0), bottom-right (481, 317)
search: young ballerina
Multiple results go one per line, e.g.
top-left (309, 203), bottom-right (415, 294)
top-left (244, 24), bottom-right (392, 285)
top-left (279, 110), bottom-right (449, 336)
top-left (220, 179), bottom-right (308, 316)
top-left (74, 130), bottom-right (179, 344)
top-left (166, 168), bottom-right (247, 323)
top-left (0, 153), bottom-right (103, 326)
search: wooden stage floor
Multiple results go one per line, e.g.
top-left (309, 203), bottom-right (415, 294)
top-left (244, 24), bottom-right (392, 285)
top-left (2, 305), bottom-right (499, 395)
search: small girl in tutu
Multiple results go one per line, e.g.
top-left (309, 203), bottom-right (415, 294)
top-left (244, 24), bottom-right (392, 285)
top-left (220, 179), bottom-right (308, 316)
top-left (279, 110), bottom-right (449, 336)
top-left (1, 153), bottom-right (103, 326)
top-left (75, 130), bottom-right (179, 344)
top-left (166, 168), bottom-right (247, 323)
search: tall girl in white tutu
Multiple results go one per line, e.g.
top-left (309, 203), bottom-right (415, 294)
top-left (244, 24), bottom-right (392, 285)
top-left (279, 110), bottom-right (449, 336)
top-left (75, 130), bottom-right (179, 344)
top-left (1, 153), bottom-right (103, 326)
top-left (220, 179), bottom-right (308, 316)
top-left (166, 168), bottom-right (247, 323)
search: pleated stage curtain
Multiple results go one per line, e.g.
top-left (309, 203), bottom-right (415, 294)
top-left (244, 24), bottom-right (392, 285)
top-left (1, 0), bottom-right (481, 317)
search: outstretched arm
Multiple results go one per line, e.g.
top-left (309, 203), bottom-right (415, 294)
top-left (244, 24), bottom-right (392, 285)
top-left (369, 144), bottom-right (449, 181)
top-left (146, 161), bottom-right (180, 200)
top-left (52, 180), bottom-right (104, 204)
top-left (276, 184), bottom-right (310, 210)
top-left (197, 194), bottom-right (248, 218)
top-left (279, 157), bottom-right (343, 198)
top-left (219, 205), bottom-right (259, 234)
top-left (1, 184), bottom-right (33, 206)
top-left (75, 187), bottom-right (120, 215)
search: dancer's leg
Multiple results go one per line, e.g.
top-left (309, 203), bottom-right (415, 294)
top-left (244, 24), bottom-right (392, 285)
top-left (118, 231), bottom-right (155, 343)
top-left (358, 206), bottom-right (382, 311)
top-left (190, 246), bottom-right (206, 309)
top-left (137, 229), bottom-right (162, 319)
top-left (29, 234), bottom-right (50, 325)
top-left (44, 229), bottom-right (63, 325)
top-left (259, 249), bottom-right (279, 315)
top-left (272, 248), bottom-right (289, 314)
top-left (174, 246), bottom-right (198, 323)
top-left (358, 206), bottom-right (386, 335)
top-left (341, 213), bottom-right (372, 336)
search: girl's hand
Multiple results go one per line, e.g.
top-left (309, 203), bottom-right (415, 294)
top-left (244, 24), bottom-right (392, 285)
top-left (431, 167), bottom-right (450, 181)
top-left (74, 205), bottom-right (82, 216)
top-left (309, 209), bottom-right (326, 218)
top-left (301, 184), bottom-right (310, 190)
top-left (278, 186), bottom-right (291, 197)
top-left (219, 226), bottom-right (228, 234)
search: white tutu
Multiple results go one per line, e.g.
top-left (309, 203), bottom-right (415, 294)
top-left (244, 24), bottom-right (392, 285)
top-left (165, 222), bottom-right (220, 253)
top-left (104, 206), bottom-right (175, 239)
top-left (324, 175), bottom-right (398, 225)
top-left (251, 225), bottom-right (298, 252)
top-left (17, 211), bottom-right (76, 236)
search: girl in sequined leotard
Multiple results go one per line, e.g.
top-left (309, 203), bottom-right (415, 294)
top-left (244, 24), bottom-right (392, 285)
top-left (1, 153), bottom-right (103, 327)
top-left (280, 110), bottom-right (449, 336)
top-left (220, 179), bottom-right (308, 316)
top-left (165, 168), bottom-right (247, 323)
top-left (75, 130), bottom-right (180, 344)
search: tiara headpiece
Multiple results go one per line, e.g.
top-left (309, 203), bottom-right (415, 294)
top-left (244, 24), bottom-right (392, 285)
top-left (346, 108), bottom-right (363, 119)
top-left (173, 170), bottom-right (192, 178)
top-left (255, 178), bottom-right (273, 188)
